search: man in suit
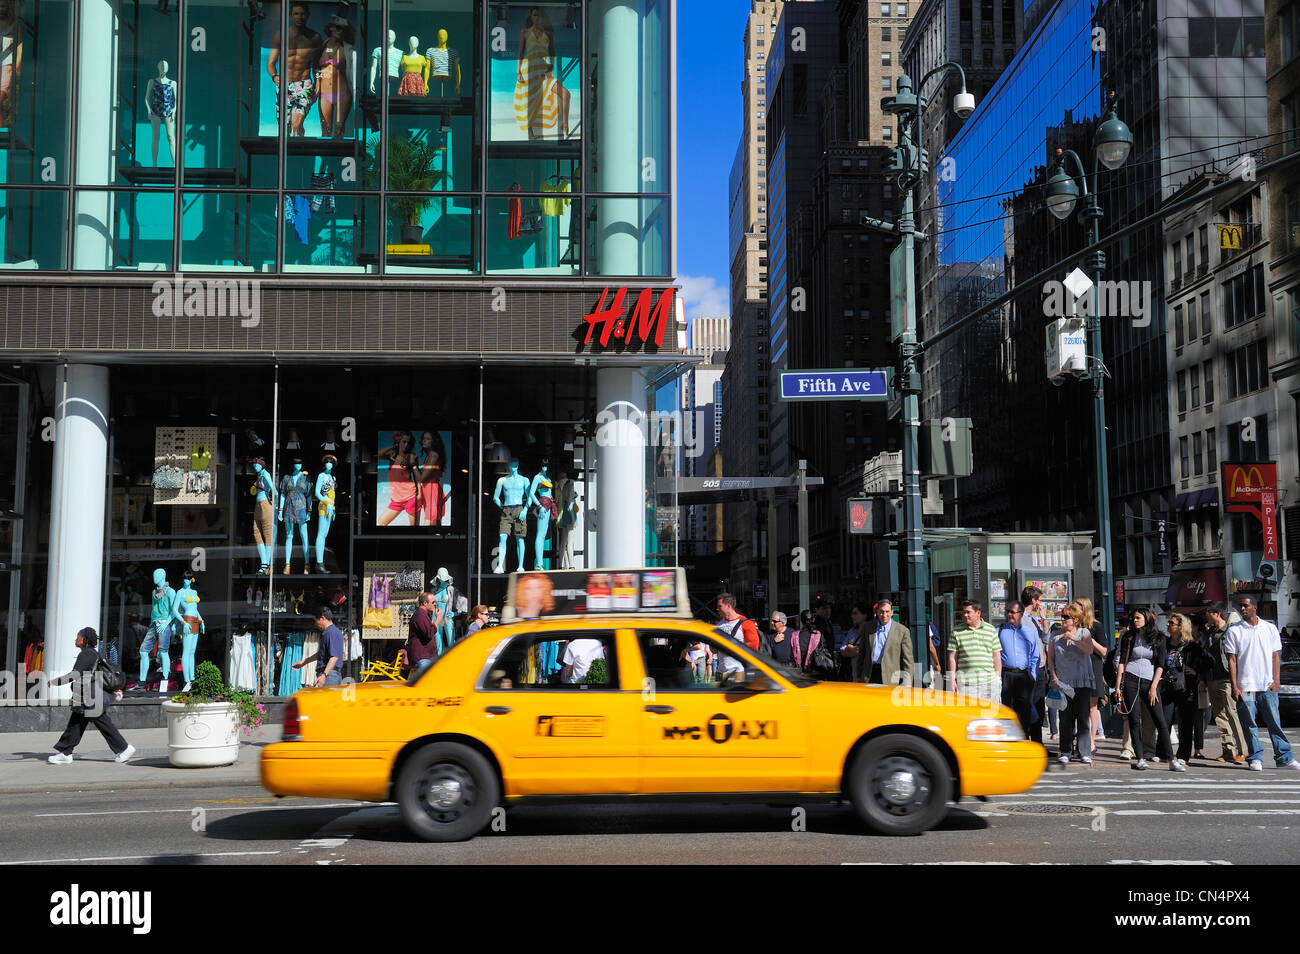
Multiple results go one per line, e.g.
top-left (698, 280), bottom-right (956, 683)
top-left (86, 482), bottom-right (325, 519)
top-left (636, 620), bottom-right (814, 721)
top-left (854, 599), bottom-right (914, 686)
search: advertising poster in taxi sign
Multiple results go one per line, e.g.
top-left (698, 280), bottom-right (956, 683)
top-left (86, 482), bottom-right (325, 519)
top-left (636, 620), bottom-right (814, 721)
top-left (508, 568), bottom-right (686, 619)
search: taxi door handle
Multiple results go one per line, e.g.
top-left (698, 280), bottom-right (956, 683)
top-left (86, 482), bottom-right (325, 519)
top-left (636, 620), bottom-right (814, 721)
top-left (644, 705), bottom-right (675, 714)
top-left (484, 706), bottom-right (512, 715)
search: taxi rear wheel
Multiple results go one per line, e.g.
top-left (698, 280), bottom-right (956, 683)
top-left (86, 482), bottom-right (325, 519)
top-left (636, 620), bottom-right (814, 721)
top-left (396, 743), bottom-right (500, 842)
top-left (847, 734), bottom-right (951, 836)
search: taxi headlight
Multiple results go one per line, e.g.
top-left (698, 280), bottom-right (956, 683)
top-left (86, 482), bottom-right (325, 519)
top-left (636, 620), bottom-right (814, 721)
top-left (967, 718), bottom-right (1026, 742)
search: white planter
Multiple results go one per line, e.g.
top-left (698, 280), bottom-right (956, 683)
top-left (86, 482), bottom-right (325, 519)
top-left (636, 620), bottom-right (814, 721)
top-left (162, 700), bottom-right (241, 768)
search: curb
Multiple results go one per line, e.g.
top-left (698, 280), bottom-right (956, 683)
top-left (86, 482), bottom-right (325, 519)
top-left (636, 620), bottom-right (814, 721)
top-left (0, 775), bottom-right (267, 796)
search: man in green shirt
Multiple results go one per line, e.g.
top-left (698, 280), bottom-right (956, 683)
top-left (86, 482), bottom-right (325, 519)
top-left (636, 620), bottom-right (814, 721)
top-left (948, 600), bottom-right (1002, 700)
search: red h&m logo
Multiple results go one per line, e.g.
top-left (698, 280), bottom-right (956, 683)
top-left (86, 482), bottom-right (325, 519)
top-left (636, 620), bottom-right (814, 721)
top-left (582, 287), bottom-right (675, 349)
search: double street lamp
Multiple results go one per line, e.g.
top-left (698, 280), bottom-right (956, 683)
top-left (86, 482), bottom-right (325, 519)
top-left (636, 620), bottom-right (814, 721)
top-left (880, 62), bottom-right (974, 665)
top-left (1043, 93), bottom-right (1134, 648)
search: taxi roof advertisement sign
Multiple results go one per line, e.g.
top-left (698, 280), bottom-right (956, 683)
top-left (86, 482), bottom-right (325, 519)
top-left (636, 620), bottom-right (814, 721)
top-left (502, 568), bottom-right (691, 621)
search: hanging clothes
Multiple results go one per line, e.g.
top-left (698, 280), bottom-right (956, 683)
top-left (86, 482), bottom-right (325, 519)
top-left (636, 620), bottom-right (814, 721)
top-left (291, 195), bottom-right (312, 246)
top-left (229, 630), bottom-right (257, 691)
top-left (301, 630), bottom-right (320, 688)
top-left (277, 632), bottom-right (305, 695)
top-left (371, 573), bottom-right (391, 609)
top-left (507, 183), bottom-right (522, 240)
top-left (540, 179), bottom-right (570, 217)
top-left (309, 172), bottom-right (336, 214)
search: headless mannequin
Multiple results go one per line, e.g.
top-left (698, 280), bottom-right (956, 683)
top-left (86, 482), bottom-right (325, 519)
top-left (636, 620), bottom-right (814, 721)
top-left (172, 573), bottom-right (204, 691)
top-left (139, 568), bottom-right (176, 692)
top-left (528, 461), bottom-right (554, 569)
top-left (146, 60), bottom-right (177, 166)
top-left (431, 567), bottom-right (456, 654)
top-left (314, 456), bottom-right (337, 574)
top-left (278, 459), bottom-right (312, 573)
top-left (369, 28), bottom-right (400, 95)
top-left (492, 460), bottom-right (530, 574)
top-left (425, 28), bottom-right (461, 97)
top-left (251, 461), bottom-right (276, 574)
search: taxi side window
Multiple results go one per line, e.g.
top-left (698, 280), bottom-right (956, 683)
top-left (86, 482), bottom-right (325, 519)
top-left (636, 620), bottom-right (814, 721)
top-left (637, 632), bottom-right (747, 691)
top-left (485, 633), bottom-right (618, 690)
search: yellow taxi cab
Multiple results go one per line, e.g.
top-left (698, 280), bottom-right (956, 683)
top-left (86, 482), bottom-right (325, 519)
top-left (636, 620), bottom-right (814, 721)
top-left (260, 568), bottom-right (1045, 840)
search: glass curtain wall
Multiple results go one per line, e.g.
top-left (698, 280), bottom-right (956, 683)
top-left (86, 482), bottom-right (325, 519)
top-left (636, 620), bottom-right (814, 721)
top-left (0, 0), bottom-right (671, 276)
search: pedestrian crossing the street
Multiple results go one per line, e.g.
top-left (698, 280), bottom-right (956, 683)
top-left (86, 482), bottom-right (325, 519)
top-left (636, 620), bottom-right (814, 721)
top-left (980, 771), bottom-right (1300, 817)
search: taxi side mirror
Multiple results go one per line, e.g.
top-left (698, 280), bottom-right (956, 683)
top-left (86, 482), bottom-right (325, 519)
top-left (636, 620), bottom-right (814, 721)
top-left (736, 667), bottom-right (776, 692)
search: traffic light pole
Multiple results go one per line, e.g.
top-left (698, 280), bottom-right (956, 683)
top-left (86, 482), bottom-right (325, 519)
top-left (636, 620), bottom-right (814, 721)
top-left (898, 187), bottom-right (928, 669)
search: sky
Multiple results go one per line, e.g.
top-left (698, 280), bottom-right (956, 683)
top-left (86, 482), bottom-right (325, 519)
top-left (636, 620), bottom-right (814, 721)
top-left (676, 0), bottom-right (753, 325)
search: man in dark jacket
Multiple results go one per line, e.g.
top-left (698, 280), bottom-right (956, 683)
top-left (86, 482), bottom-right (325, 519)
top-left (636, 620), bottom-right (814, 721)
top-left (405, 591), bottom-right (440, 675)
top-left (47, 627), bottom-right (134, 764)
top-left (1203, 602), bottom-right (1250, 762)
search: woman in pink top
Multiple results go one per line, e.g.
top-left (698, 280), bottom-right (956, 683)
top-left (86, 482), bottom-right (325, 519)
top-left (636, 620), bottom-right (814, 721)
top-left (377, 430), bottom-right (421, 526)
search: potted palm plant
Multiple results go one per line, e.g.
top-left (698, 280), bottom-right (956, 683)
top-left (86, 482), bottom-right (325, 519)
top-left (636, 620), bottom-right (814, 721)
top-left (366, 133), bottom-right (444, 245)
top-left (163, 661), bottom-right (265, 768)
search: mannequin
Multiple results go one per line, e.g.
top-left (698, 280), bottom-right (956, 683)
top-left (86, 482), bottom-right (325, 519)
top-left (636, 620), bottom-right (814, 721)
top-left (250, 457), bottom-right (276, 575)
top-left (555, 469), bottom-right (579, 569)
top-left (139, 568), bottom-right (176, 693)
top-left (267, 5), bottom-right (323, 136)
top-left (172, 571), bottom-right (205, 692)
top-left (425, 29), bottom-right (461, 96)
top-left (397, 36), bottom-right (429, 97)
top-left (277, 458), bottom-right (312, 574)
top-left (528, 458), bottom-right (556, 570)
top-left (145, 60), bottom-right (177, 165)
top-left (492, 459), bottom-right (530, 573)
top-left (645, 490), bottom-right (659, 566)
top-left (431, 567), bottom-right (457, 654)
top-left (514, 7), bottom-right (571, 139)
top-left (368, 29), bottom-right (400, 95)
top-left (314, 454), bottom-right (337, 573)
top-left (317, 15), bottom-right (354, 138)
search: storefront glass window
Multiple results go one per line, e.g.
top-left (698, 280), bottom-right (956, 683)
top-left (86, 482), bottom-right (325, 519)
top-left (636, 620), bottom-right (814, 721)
top-left (485, 192), bottom-right (577, 274)
top-left (383, 193), bottom-right (478, 273)
top-left (1, 0), bottom-right (73, 186)
top-left (0, 187), bottom-right (67, 267)
top-left (585, 196), bottom-right (668, 277)
top-left (73, 190), bottom-right (175, 270)
top-left (179, 191), bottom-right (278, 270)
top-left (282, 193), bottom-right (379, 272)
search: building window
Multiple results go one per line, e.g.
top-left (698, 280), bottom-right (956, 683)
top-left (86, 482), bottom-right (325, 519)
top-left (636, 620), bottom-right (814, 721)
top-left (1190, 365), bottom-right (1200, 408)
top-left (982, 48), bottom-right (993, 68)
top-left (1187, 297), bottom-right (1198, 339)
top-left (757, 23), bottom-right (765, 33)
top-left (1175, 304), bottom-right (1185, 346)
top-left (1201, 291), bottom-right (1211, 335)
top-left (1193, 432), bottom-right (1203, 475)
top-left (1185, 234), bottom-right (1196, 274)
top-left (1228, 413), bottom-right (1270, 460)
top-left (882, 27), bottom-right (892, 40)
top-left (882, 77), bottom-right (892, 90)
top-left (1223, 264), bottom-right (1266, 327)
top-left (1206, 428), bottom-right (1217, 472)
top-left (1227, 340), bottom-right (1269, 398)
top-left (1284, 3), bottom-right (1298, 62)
top-left (1288, 188), bottom-right (1300, 251)
top-left (881, 3), bottom-right (891, 15)
top-left (897, 3), bottom-right (907, 14)
top-left (1199, 224), bottom-right (1210, 269)
top-left (1203, 359), bottom-right (1214, 404)
top-left (757, 38), bottom-right (765, 47)
top-left (882, 52), bottom-right (891, 66)
top-left (1180, 436), bottom-right (1190, 479)
top-left (1177, 369), bottom-right (1187, 413)
top-left (1172, 242), bottom-right (1182, 284)
top-left (1285, 93), bottom-right (1300, 154)
top-left (882, 127), bottom-right (892, 140)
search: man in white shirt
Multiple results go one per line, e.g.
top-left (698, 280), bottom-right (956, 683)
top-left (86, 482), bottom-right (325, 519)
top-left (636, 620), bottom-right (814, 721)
top-left (1225, 597), bottom-right (1298, 771)
top-left (562, 638), bottom-right (606, 684)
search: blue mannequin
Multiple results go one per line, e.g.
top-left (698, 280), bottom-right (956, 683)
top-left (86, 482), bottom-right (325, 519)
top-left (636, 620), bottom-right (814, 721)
top-left (431, 566), bottom-right (457, 653)
top-left (172, 571), bottom-right (205, 692)
top-left (314, 454), bottom-right (337, 574)
top-left (492, 459), bottom-right (530, 574)
top-left (278, 458), bottom-right (312, 574)
top-left (528, 459), bottom-right (555, 570)
top-left (251, 459), bottom-right (276, 574)
top-left (139, 568), bottom-right (176, 692)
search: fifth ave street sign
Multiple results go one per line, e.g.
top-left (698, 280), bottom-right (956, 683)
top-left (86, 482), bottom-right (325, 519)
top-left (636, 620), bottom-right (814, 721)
top-left (778, 369), bottom-right (892, 402)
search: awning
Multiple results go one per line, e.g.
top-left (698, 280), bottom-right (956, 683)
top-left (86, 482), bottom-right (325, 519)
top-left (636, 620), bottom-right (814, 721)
top-left (1164, 563), bottom-right (1227, 606)
top-left (1174, 488), bottom-right (1221, 510)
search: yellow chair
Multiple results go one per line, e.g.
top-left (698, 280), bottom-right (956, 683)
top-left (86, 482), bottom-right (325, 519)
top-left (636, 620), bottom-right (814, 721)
top-left (360, 649), bottom-right (407, 683)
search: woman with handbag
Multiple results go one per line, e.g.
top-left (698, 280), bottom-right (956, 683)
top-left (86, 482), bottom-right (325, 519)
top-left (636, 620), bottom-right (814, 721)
top-left (1047, 604), bottom-right (1097, 764)
top-left (1116, 606), bottom-right (1179, 771)
top-left (1167, 613), bottom-right (1210, 763)
top-left (1073, 597), bottom-right (1109, 744)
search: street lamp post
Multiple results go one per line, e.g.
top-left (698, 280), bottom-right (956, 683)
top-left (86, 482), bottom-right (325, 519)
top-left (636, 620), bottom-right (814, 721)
top-left (1044, 92), bottom-right (1134, 649)
top-left (881, 64), bottom-right (975, 670)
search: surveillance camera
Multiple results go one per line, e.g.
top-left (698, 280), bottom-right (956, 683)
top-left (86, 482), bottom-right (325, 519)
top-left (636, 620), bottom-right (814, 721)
top-left (953, 91), bottom-right (976, 118)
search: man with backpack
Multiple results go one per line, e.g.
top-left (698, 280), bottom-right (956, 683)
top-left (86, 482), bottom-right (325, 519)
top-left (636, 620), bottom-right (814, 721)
top-left (47, 627), bottom-right (135, 765)
top-left (716, 593), bottom-right (760, 650)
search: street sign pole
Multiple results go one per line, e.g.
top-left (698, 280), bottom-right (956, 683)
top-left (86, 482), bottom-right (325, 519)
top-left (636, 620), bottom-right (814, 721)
top-left (798, 459), bottom-right (810, 613)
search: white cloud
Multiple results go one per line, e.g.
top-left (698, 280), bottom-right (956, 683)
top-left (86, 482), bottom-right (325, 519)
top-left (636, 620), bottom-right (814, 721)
top-left (677, 273), bottom-right (730, 323)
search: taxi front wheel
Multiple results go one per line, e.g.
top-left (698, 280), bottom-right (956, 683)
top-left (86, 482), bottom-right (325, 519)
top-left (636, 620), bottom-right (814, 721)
top-left (396, 742), bottom-right (500, 842)
top-left (847, 734), bottom-right (952, 836)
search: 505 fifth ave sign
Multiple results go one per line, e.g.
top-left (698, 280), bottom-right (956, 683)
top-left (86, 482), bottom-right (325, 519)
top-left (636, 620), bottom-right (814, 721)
top-left (779, 369), bottom-right (892, 402)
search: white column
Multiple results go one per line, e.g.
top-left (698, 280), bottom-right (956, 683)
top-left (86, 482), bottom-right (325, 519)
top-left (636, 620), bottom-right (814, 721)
top-left (595, 366), bottom-right (647, 567)
top-left (43, 365), bottom-right (110, 694)
top-left (73, 0), bottom-right (118, 269)
top-left (594, 0), bottom-right (641, 275)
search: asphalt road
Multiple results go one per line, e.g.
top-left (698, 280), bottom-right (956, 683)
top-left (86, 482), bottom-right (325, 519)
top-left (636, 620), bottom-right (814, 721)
top-left (5, 766), bottom-right (1299, 865)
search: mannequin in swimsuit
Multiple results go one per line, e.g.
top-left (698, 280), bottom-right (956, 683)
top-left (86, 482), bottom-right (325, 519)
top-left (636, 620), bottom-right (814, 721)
top-left (528, 459), bottom-right (556, 570)
top-left (316, 15), bottom-right (354, 138)
top-left (0, 0), bottom-right (22, 129)
top-left (172, 571), bottom-right (205, 692)
top-left (267, 2), bottom-right (323, 137)
top-left (146, 60), bottom-right (177, 165)
top-left (492, 460), bottom-right (530, 573)
top-left (417, 430), bottom-right (449, 526)
top-left (378, 431), bottom-right (421, 526)
top-left (314, 454), bottom-right (337, 573)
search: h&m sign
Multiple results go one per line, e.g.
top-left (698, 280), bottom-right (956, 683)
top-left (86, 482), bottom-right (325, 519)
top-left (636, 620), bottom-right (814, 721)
top-left (580, 287), bottom-right (676, 351)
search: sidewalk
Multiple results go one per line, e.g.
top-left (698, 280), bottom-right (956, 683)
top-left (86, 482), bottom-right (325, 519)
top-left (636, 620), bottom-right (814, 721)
top-left (1041, 728), bottom-right (1263, 775)
top-left (0, 724), bottom-right (280, 795)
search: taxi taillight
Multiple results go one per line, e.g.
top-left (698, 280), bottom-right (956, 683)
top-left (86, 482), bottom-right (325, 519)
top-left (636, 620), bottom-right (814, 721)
top-left (283, 699), bottom-right (301, 739)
